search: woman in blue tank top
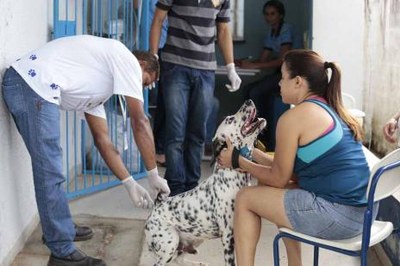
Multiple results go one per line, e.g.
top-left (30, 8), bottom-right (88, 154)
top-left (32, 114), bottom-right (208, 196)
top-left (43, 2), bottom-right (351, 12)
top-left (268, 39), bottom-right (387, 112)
top-left (218, 50), bottom-right (375, 266)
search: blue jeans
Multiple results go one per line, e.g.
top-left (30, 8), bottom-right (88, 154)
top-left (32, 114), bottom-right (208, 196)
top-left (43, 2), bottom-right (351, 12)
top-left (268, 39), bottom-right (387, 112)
top-left (161, 62), bottom-right (215, 195)
top-left (2, 68), bottom-right (76, 257)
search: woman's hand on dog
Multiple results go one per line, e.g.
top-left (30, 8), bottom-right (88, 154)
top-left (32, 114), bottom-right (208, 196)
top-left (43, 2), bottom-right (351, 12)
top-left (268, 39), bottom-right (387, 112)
top-left (217, 138), bottom-right (234, 169)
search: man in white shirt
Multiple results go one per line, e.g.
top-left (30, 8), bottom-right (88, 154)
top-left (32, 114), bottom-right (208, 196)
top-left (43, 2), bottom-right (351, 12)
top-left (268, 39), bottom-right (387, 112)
top-left (2, 35), bottom-right (170, 266)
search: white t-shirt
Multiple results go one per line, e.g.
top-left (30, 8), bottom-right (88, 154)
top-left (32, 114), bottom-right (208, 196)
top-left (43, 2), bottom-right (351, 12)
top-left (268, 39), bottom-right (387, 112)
top-left (12, 35), bottom-right (144, 119)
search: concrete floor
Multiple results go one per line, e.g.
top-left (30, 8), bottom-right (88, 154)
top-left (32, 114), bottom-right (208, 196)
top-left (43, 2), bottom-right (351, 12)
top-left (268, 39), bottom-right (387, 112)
top-left (12, 215), bottom-right (145, 266)
top-left (12, 162), bottom-right (388, 266)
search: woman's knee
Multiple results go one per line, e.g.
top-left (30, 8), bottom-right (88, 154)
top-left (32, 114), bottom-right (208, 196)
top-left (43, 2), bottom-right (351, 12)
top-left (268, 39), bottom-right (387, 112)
top-left (235, 187), bottom-right (253, 210)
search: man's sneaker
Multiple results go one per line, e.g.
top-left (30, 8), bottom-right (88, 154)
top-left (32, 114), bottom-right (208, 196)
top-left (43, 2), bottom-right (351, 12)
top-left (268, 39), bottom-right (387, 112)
top-left (43, 223), bottom-right (94, 244)
top-left (47, 249), bottom-right (106, 266)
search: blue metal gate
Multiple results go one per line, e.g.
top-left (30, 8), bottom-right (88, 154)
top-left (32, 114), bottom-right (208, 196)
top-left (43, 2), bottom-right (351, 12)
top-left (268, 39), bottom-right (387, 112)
top-left (53, 0), bottom-right (151, 199)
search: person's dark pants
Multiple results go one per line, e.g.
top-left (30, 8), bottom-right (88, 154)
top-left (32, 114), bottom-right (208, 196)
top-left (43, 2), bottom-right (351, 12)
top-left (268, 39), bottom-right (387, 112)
top-left (153, 76), bottom-right (166, 155)
top-left (243, 72), bottom-right (282, 150)
top-left (153, 52), bottom-right (166, 156)
top-left (161, 62), bottom-right (214, 196)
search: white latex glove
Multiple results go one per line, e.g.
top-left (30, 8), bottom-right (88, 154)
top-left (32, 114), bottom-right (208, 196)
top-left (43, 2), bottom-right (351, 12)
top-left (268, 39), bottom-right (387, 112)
top-left (226, 63), bottom-right (241, 92)
top-left (148, 168), bottom-right (171, 200)
top-left (122, 176), bottom-right (154, 209)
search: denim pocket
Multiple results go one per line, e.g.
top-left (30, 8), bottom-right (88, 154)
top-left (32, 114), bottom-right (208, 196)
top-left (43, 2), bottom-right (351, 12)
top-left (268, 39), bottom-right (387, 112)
top-left (2, 83), bottom-right (25, 115)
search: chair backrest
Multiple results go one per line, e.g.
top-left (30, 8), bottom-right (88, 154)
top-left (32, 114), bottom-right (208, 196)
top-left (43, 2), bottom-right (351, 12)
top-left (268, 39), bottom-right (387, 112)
top-left (366, 148), bottom-right (400, 202)
top-left (342, 92), bottom-right (356, 109)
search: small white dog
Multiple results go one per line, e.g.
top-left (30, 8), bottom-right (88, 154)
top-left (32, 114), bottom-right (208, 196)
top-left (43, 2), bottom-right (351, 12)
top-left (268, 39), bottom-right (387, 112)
top-left (145, 100), bottom-right (266, 266)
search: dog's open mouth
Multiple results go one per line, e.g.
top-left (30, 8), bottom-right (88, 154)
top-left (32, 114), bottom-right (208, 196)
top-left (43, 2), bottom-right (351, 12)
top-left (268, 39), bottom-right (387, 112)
top-left (241, 108), bottom-right (263, 136)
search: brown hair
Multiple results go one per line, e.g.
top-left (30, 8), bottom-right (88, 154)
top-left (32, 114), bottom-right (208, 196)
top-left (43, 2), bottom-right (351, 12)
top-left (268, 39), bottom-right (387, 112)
top-left (132, 50), bottom-right (160, 80)
top-left (283, 49), bottom-right (363, 141)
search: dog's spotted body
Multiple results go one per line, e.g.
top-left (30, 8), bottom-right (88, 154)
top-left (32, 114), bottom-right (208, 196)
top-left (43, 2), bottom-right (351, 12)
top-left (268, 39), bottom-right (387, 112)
top-left (145, 100), bottom-right (266, 266)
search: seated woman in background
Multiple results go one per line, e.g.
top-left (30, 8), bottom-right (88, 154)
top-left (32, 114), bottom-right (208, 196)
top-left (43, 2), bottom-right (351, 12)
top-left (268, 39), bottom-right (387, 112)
top-left (218, 49), bottom-right (375, 266)
top-left (237, 0), bottom-right (299, 150)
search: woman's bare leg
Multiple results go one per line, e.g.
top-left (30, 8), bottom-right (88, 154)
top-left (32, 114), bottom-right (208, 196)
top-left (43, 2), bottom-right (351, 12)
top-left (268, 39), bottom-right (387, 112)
top-left (234, 186), bottom-right (301, 266)
top-left (282, 238), bottom-right (302, 266)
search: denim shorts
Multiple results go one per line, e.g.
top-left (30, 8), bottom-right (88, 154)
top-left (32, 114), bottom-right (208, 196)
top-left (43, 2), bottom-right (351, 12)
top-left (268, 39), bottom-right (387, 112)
top-left (284, 189), bottom-right (378, 240)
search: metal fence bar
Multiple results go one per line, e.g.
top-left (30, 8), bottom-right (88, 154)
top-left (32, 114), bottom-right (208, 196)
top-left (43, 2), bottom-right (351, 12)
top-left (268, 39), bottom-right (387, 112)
top-left (74, 112), bottom-right (78, 192)
top-left (82, 0), bottom-right (87, 34)
top-left (81, 121), bottom-right (87, 189)
top-left (52, 0), bottom-right (149, 199)
top-left (65, 111), bottom-right (70, 193)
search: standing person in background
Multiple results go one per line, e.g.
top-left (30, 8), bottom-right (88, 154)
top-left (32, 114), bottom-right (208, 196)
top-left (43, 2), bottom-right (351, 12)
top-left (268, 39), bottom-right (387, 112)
top-left (383, 110), bottom-right (400, 145)
top-left (2, 35), bottom-right (170, 266)
top-left (149, 0), bottom-right (169, 166)
top-left (150, 0), bottom-right (242, 196)
top-left (218, 50), bottom-right (374, 266)
top-left (237, 0), bottom-right (299, 150)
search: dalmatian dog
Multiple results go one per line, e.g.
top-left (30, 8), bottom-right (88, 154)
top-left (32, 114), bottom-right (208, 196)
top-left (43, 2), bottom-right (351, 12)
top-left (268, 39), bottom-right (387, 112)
top-left (145, 100), bottom-right (266, 266)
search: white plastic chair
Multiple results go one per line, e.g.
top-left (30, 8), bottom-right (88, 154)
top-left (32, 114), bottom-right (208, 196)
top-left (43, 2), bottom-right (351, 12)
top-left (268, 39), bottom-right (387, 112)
top-left (273, 148), bottom-right (400, 266)
top-left (342, 92), bottom-right (366, 124)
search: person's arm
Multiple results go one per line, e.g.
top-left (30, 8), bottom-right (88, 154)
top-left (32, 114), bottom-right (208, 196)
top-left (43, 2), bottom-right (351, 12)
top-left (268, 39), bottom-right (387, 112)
top-left (216, 21), bottom-right (241, 92)
top-left (125, 96), bottom-right (170, 198)
top-left (240, 44), bottom-right (291, 69)
top-left (85, 112), bottom-right (154, 208)
top-left (235, 50), bottom-right (271, 67)
top-left (217, 22), bottom-right (234, 65)
top-left (218, 110), bottom-right (299, 188)
top-left (259, 49), bottom-right (272, 62)
top-left (252, 148), bottom-right (273, 166)
top-left (150, 7), bottom-right (168, 55)
top-left (85, 113), bottom-right (131, 180)
top-left (383, 110), bottom-right (400, 143)
top-left (241, 111), bottom-right (298, 187)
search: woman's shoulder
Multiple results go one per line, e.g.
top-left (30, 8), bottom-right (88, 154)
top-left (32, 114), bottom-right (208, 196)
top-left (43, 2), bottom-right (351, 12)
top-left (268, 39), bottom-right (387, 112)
top-left (278, 105), bottom-right (304, 127)
top-left (283, 102), bottom-right (331, 124)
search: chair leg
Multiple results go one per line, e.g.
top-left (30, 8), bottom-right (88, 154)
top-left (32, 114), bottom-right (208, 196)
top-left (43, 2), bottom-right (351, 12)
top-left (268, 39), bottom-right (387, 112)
top-left (273, 234), bottom-right (282, 266)
top-left (313, 246), bottom-right (319, 266)
top-left (361, 253), bottom-right (367, 266)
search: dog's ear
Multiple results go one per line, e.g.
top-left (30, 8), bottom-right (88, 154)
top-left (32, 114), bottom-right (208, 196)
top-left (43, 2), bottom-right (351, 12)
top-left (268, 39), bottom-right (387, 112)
top-left (210, 138), bottom-right (227, 166)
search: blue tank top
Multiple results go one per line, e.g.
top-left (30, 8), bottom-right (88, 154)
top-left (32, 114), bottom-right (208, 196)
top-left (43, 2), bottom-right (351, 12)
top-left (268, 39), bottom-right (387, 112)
top-left (294, 99), bottom-right (370, 206)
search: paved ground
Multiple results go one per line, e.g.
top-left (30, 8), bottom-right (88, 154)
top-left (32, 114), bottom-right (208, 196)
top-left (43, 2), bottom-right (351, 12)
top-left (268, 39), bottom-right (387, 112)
top-left (12, 215), bottom-right (145, 266)
top-left (139, 218), bottom-right (386, 266)
top-left (11, 162), bottom-right (388, 266)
